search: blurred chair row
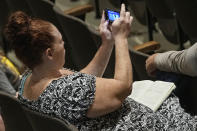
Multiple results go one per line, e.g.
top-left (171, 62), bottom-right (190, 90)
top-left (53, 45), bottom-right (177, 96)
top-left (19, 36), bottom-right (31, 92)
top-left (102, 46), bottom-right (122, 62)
top-left (108, 0), bottom-right (197, 50)
top-left (0, 91), bottom-right (78, 131)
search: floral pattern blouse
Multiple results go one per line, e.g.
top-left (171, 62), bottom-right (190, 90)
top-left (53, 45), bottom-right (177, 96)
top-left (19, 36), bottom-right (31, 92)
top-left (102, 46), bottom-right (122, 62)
top-left (18, 71), bottom-right (197, 131)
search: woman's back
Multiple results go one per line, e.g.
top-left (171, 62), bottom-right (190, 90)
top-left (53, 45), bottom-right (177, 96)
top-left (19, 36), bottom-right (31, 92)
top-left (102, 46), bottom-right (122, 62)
top-left (21, 69), bottom-right (74, 101)
top-left (18, 71), bottom-right (96, 125)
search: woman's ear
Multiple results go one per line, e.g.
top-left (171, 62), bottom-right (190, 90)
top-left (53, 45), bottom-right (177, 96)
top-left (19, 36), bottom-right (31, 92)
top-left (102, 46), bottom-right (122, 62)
top-left (44, 48), bottom-right (53, 60)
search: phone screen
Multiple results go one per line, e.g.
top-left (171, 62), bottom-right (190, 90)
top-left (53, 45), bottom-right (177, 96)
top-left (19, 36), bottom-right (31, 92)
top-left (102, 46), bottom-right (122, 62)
top-left (105, 9), bottom-right (120, 22)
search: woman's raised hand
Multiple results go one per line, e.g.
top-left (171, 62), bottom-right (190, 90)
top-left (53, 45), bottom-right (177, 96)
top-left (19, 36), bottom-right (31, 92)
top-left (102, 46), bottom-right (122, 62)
top-left (99, 11), bottom-right (114, 45)
top-left (112, 4), bottom-right (133, 42)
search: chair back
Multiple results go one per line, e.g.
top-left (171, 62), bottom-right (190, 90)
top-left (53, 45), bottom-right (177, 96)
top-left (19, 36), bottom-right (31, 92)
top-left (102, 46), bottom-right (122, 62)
top-left (22, 106), bottom-right (78, 131)
top-left (145, 0), bottom-right (188, 45)
top-left (25, 0), bottom-right (61, 30)
top-left (108, 0), bottom-right (122, 8)
top-left (0, 0), bottom-right (9, 29)
top-left (6, 0), bottom-right (33, 15)
top-left (146, 0), bottom-right (174, 19)
top-left (0, 91), bottom-right (33, 131)
top-left (172, 0), bottom-right (197, 44)
top-left (129, 49), bottom-right (155, 81)
top-left (127, 0), bottom-right (147, 25)
top-left (174, 75), bottom-right (197, 115)
top-left (0, 0), bottom-right (10, 48)
top-left (53, 6), bottom-right (99, 70)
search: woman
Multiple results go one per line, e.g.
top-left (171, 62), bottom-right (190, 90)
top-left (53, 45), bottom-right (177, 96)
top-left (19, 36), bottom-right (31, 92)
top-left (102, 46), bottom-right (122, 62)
top-left (4, 4), bottom-right (197, 131)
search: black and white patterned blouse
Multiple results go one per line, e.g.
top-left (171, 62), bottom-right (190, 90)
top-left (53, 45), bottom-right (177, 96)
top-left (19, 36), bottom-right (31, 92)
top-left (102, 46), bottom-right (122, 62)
top-left (18, 71), bottom-right (197, 131)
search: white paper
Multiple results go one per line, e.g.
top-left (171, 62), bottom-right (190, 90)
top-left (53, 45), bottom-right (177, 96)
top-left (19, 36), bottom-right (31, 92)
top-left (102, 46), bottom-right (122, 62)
top-left (128, 80), bottom-right (176, 112)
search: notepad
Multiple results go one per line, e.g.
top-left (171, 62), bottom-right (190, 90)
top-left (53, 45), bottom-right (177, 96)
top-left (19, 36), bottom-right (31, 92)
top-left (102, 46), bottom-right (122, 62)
top-left (128, 80), bottom-right (176, 112)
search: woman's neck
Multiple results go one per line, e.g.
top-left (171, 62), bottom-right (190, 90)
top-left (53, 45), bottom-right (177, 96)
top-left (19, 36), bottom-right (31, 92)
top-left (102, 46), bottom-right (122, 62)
top-left (31, 65), bottom-right (62, 82)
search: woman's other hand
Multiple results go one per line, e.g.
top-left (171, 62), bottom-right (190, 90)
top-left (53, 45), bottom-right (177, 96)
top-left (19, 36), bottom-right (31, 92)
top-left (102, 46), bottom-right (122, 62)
top-left (99, 11), bottom-right (113, 45)
top-left (146, 54), bottom-right (158, 77)
top-left (112, 4), bottom-right (133, 42)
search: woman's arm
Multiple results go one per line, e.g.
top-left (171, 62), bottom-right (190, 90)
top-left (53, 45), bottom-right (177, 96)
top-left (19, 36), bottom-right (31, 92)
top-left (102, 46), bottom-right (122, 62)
top-left (146, 43), bottom-right (197, 76)
top-left (80, 12), bottom-right (114, 77)
top-left (87, 4), bottom-right (133, 118)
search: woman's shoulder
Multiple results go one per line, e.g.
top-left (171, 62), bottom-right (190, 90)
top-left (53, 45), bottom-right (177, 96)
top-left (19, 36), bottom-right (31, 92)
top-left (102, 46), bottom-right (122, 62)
top-left (46, 70), bottom-right (96, 94)
top-left (58, 69), bottom-right (96, 83)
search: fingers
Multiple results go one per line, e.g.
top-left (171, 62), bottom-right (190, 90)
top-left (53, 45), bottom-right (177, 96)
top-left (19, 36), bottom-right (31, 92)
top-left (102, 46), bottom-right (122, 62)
top-left (120, 4), bottom-right (132, 23)
top-left (146, 61), bottom-right (153, 76)
top-left (111, 4), bottom-right (133, 39)
top-left (101, 11), bottom-right (105, 25)
top-left (123, 11), bottom-right (133, 29)
top-left (130, 16), bottom-right (133, 24)
top-left (145, 54), bottom-right (157, 77)
top-left (103, 21), bottom-right (109, 31)
top-left (145, 56), bottom-right (152, 71)
top-left (99, 11), bottom-right (107, 31)
top-left (125, 12), bottom-right (130, 21)
top-left (99, 19), bottom-right (111, 36)
top-left (120, 4), bottom-right (126, 18)
top-left (125, 12), bottom-right (131, 24)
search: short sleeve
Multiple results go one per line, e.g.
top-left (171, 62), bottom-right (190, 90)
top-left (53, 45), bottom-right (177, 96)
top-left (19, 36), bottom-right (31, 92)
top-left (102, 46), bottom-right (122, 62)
top-left (43, 72), bottom-right (96, 124)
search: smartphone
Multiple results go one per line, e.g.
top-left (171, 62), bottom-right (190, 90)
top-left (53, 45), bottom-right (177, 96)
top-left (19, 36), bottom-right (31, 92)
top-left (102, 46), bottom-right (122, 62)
top-left (105, 9), bottom-right (120, 23)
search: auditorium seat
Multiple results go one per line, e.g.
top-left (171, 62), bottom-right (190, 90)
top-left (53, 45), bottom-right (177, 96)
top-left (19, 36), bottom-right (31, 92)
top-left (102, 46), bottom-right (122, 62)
top-left (172, 0), bottom-right (197, 44)
top-left (145, 0), bottom-right (188, 49)
top-left (22, 106), bottom-right (78, 131)
top-left (0, 91), bottom-right (33, 131)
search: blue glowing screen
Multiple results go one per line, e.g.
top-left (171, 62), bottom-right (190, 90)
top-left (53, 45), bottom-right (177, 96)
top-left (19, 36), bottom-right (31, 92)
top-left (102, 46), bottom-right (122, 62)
top-left (107, 10), bottom-right (120, 21)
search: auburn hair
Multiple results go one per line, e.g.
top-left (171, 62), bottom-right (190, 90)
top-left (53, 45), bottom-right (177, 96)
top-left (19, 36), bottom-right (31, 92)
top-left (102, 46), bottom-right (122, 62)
top-left (4, 11), bottom-right (55, 69)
